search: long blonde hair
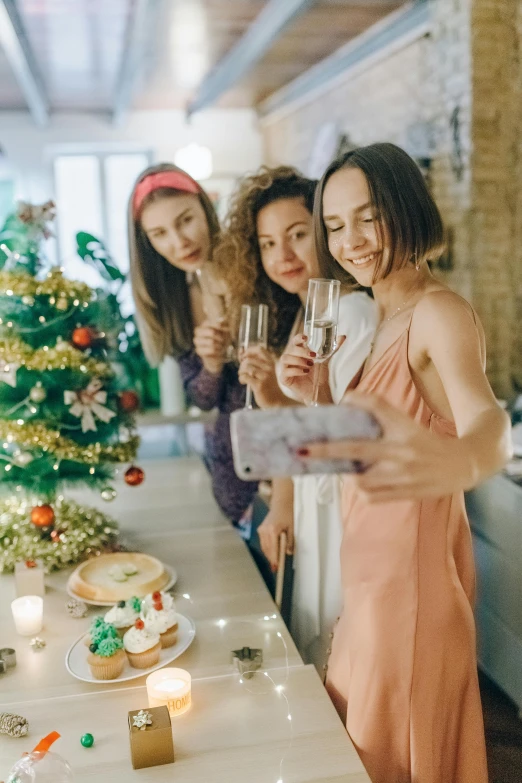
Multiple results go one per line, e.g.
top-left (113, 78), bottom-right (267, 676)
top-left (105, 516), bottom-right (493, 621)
top-left (128, 163), bottom-right (220, 365)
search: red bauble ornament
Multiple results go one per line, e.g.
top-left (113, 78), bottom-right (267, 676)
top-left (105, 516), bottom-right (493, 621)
top-left (25, 560), bottom-right (37, 568)
top-left (118, 390), bottom-right (140, 413)
top-left (30, 504), bottom-right (55, 528)
top-left (124, 465), bottom-right (145, 487)
top-left (71, 326), bottom-right (96, 350)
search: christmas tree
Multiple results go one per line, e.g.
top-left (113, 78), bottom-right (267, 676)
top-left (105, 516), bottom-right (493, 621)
top-left (0, 201), bottom-right (143, 572)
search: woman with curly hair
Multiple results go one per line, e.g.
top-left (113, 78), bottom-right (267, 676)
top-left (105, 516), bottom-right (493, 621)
top-left (128, 162), bottom-right (258, 527)
top-left (214, 166), bottom-right (377, 671)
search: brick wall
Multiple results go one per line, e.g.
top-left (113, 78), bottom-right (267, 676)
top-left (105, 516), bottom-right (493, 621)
top-left (260, 0), bottom-right (521, 397)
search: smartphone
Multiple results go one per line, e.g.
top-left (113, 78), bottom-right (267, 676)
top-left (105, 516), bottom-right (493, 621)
top-left (230, 404), bottom-right (381, 481)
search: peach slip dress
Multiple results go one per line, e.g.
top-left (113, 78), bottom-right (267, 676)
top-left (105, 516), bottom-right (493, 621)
top-left (325, 310), bottom-right (488, 783)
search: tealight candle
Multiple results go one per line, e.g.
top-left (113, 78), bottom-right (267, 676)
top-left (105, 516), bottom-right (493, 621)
top-left (11, 595), bottom-right (43, 636)
top-left (146, 668), bottom-right (191, 717)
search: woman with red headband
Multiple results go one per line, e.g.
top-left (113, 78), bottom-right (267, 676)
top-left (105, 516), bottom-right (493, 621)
top-left (128, 163), bottom-right (258, 527)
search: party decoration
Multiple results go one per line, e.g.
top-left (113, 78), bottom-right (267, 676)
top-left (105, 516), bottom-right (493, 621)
top-left (6, 731), bottom-right (73, 783)
top-left (31, 504), bottom-right (55, 528)
top-left (100, 486), bottom-right (117, 502)
top-left (65, 598), bottom-right (88, 619)
top-left (64, 378), bottom-right (116, 433)
top-left (80, 733), bottom-right (94, 748)
top-left (128, 706), bottom-right (175, 770)
top-left (0, 202), bottom-right (140, 574)
top-left (0, 358), bottom-right (19, 387)
top-left (232, 646), bottom-right (263, 679)
top-left (124, 465), bottom-right (145, 487)
top-left (29, 383), bottom-right (47, 403)
top-left (118, 390), bottom-right (140, 413)
top-left (132, 710), bottom-right (153, 730)
top-left (71, 326), bottom-right (97, 350)
top-left (30, 637), bottom-right (46, 650)
top-left (0, 712), bottom-right (28, 737)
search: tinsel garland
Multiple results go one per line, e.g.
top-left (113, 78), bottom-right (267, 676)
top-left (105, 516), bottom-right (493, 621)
top-left (0, 713), bottom-right (28, 737)
top-left (0, 495), bottom-right (118, 573)
top-left (0, 268), bottom-right (92, 303)
top-left (0, 338), bottom-right (112, 376)
top-left (0, 421), bottom-right (139, 464)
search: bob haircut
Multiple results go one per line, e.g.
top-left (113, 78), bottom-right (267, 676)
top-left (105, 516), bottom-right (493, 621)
top-left (314, 142), bottom-right (445, 286)
top-left (213, 166), bottom-right (317, 355)
top-left (128, 163), bottom-right (220, 366)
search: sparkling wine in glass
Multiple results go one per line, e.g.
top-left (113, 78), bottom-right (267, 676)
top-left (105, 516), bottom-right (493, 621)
top-left (304, 278), bottom-right (340, 406)
top-left (238, 303), bottom-right (269, 409)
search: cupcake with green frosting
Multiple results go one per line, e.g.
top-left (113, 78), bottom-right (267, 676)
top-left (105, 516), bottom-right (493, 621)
top-left (84, 616), bottom-right (119, 647)
top-left (87, 625), bottom-right (126, 680)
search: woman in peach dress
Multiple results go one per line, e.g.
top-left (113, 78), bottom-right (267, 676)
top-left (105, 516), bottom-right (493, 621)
top-left (282, 143), bottom-right (511, 783)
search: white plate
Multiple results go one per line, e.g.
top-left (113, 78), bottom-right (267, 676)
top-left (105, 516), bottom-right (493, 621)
top-left (65, 613), bottom-right (195, 684)
top-left (66, 564), bottom-right (177, 606)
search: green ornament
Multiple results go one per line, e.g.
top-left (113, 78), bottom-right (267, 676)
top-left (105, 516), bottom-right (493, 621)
top-left (80, 733), bottom-right (94, 748)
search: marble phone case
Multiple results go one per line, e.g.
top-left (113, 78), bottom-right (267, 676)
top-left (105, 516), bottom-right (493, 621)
top-left (230, 404), bottom-right (381, 481)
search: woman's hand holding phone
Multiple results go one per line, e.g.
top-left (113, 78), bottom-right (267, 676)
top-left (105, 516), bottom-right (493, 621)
top-left (297, 391), bottom-right (479, 503)
top-left (238, 345), bottom-right (289, 408)
top-left (194, 320), bottom-right (230, 375)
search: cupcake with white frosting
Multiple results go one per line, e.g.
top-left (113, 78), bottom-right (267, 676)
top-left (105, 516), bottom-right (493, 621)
top-left (104, 596), bottom-right (141, 637)
top-left (141, 590), bottom-right (175, 615)
top-left (143, 597), bottom-right (178, 648)
top-left (123, 618), bottom-right (161, 669)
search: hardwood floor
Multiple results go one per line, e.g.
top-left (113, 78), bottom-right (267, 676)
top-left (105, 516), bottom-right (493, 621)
top-left (480, 672), bottom-right (522, 782)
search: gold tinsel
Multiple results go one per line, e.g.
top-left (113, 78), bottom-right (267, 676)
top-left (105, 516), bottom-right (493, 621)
top-left (0, 268), bottom-right (92, 304)
top-left (0, 421), bottom-right (139, 464)
top-left (0, 337), bottom-right (112, 377)
top-left (0, 495), bottom-right (118, 573)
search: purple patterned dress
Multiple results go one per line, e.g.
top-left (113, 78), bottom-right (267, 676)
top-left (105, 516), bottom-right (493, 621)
top-left (177, 350), bottom-right (258, 523)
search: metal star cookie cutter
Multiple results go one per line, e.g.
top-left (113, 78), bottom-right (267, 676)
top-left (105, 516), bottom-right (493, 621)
top-left (0, 648), bottom-right (16, 668)
top-left (231, 646), bottom-right (263, 679)
top-left (132, 710), bottom-right (153, 730)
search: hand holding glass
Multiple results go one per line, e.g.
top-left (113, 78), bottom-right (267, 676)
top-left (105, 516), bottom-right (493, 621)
top-left (304, 279), bottom-right (340, 406)
top-left (238, 304), bottom-right (269, 409)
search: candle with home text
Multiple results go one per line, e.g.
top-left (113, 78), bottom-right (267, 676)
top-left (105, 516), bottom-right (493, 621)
top-left (146, 668), bottom-right (191, 717)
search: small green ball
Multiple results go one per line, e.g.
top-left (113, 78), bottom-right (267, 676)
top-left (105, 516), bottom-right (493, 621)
top-left (80, 733), bottom-right (94, 748)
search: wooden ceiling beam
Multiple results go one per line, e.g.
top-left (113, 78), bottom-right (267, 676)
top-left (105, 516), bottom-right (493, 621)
top-left (112, 0), bottom-right (161, 126)
top-left (0, 0), bottom-right (49, 127)
top-left (187, 0), bottom-right (318, 117)
top-left (259, 0), bottom-right (431, 121)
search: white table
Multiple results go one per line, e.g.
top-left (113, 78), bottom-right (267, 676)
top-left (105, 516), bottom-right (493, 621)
top-left (0, 455), bottom-right (370, 782)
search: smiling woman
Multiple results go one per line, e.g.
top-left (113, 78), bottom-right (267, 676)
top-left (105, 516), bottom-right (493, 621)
top-left (300, 143), bottom-right (511, 783)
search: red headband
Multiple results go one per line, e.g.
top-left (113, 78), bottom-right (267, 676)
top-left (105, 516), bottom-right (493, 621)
top-left (133, 171), bottom-right (200, 216)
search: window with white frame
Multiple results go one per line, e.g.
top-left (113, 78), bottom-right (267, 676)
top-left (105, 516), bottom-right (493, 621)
top-left (53, 151), bottom-right (151, 311)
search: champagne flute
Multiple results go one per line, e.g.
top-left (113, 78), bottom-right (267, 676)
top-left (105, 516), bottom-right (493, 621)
top-left (304, 278), bottom-right (340, 406)
top-left (238, 303), bottom-right (269, 409)
top-left (196, 266), bottom-right (234, 359)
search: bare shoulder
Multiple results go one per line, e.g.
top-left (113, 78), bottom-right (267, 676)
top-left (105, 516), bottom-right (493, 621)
top-left (412, 288), bottom-right (486, 362)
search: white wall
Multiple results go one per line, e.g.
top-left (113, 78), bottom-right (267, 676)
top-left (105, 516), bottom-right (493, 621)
top-left (0, 108), bottom-right (263, 204)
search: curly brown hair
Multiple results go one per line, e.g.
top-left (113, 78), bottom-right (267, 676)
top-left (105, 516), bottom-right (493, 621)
top-left (213, 166), bottom-right (317, 355)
